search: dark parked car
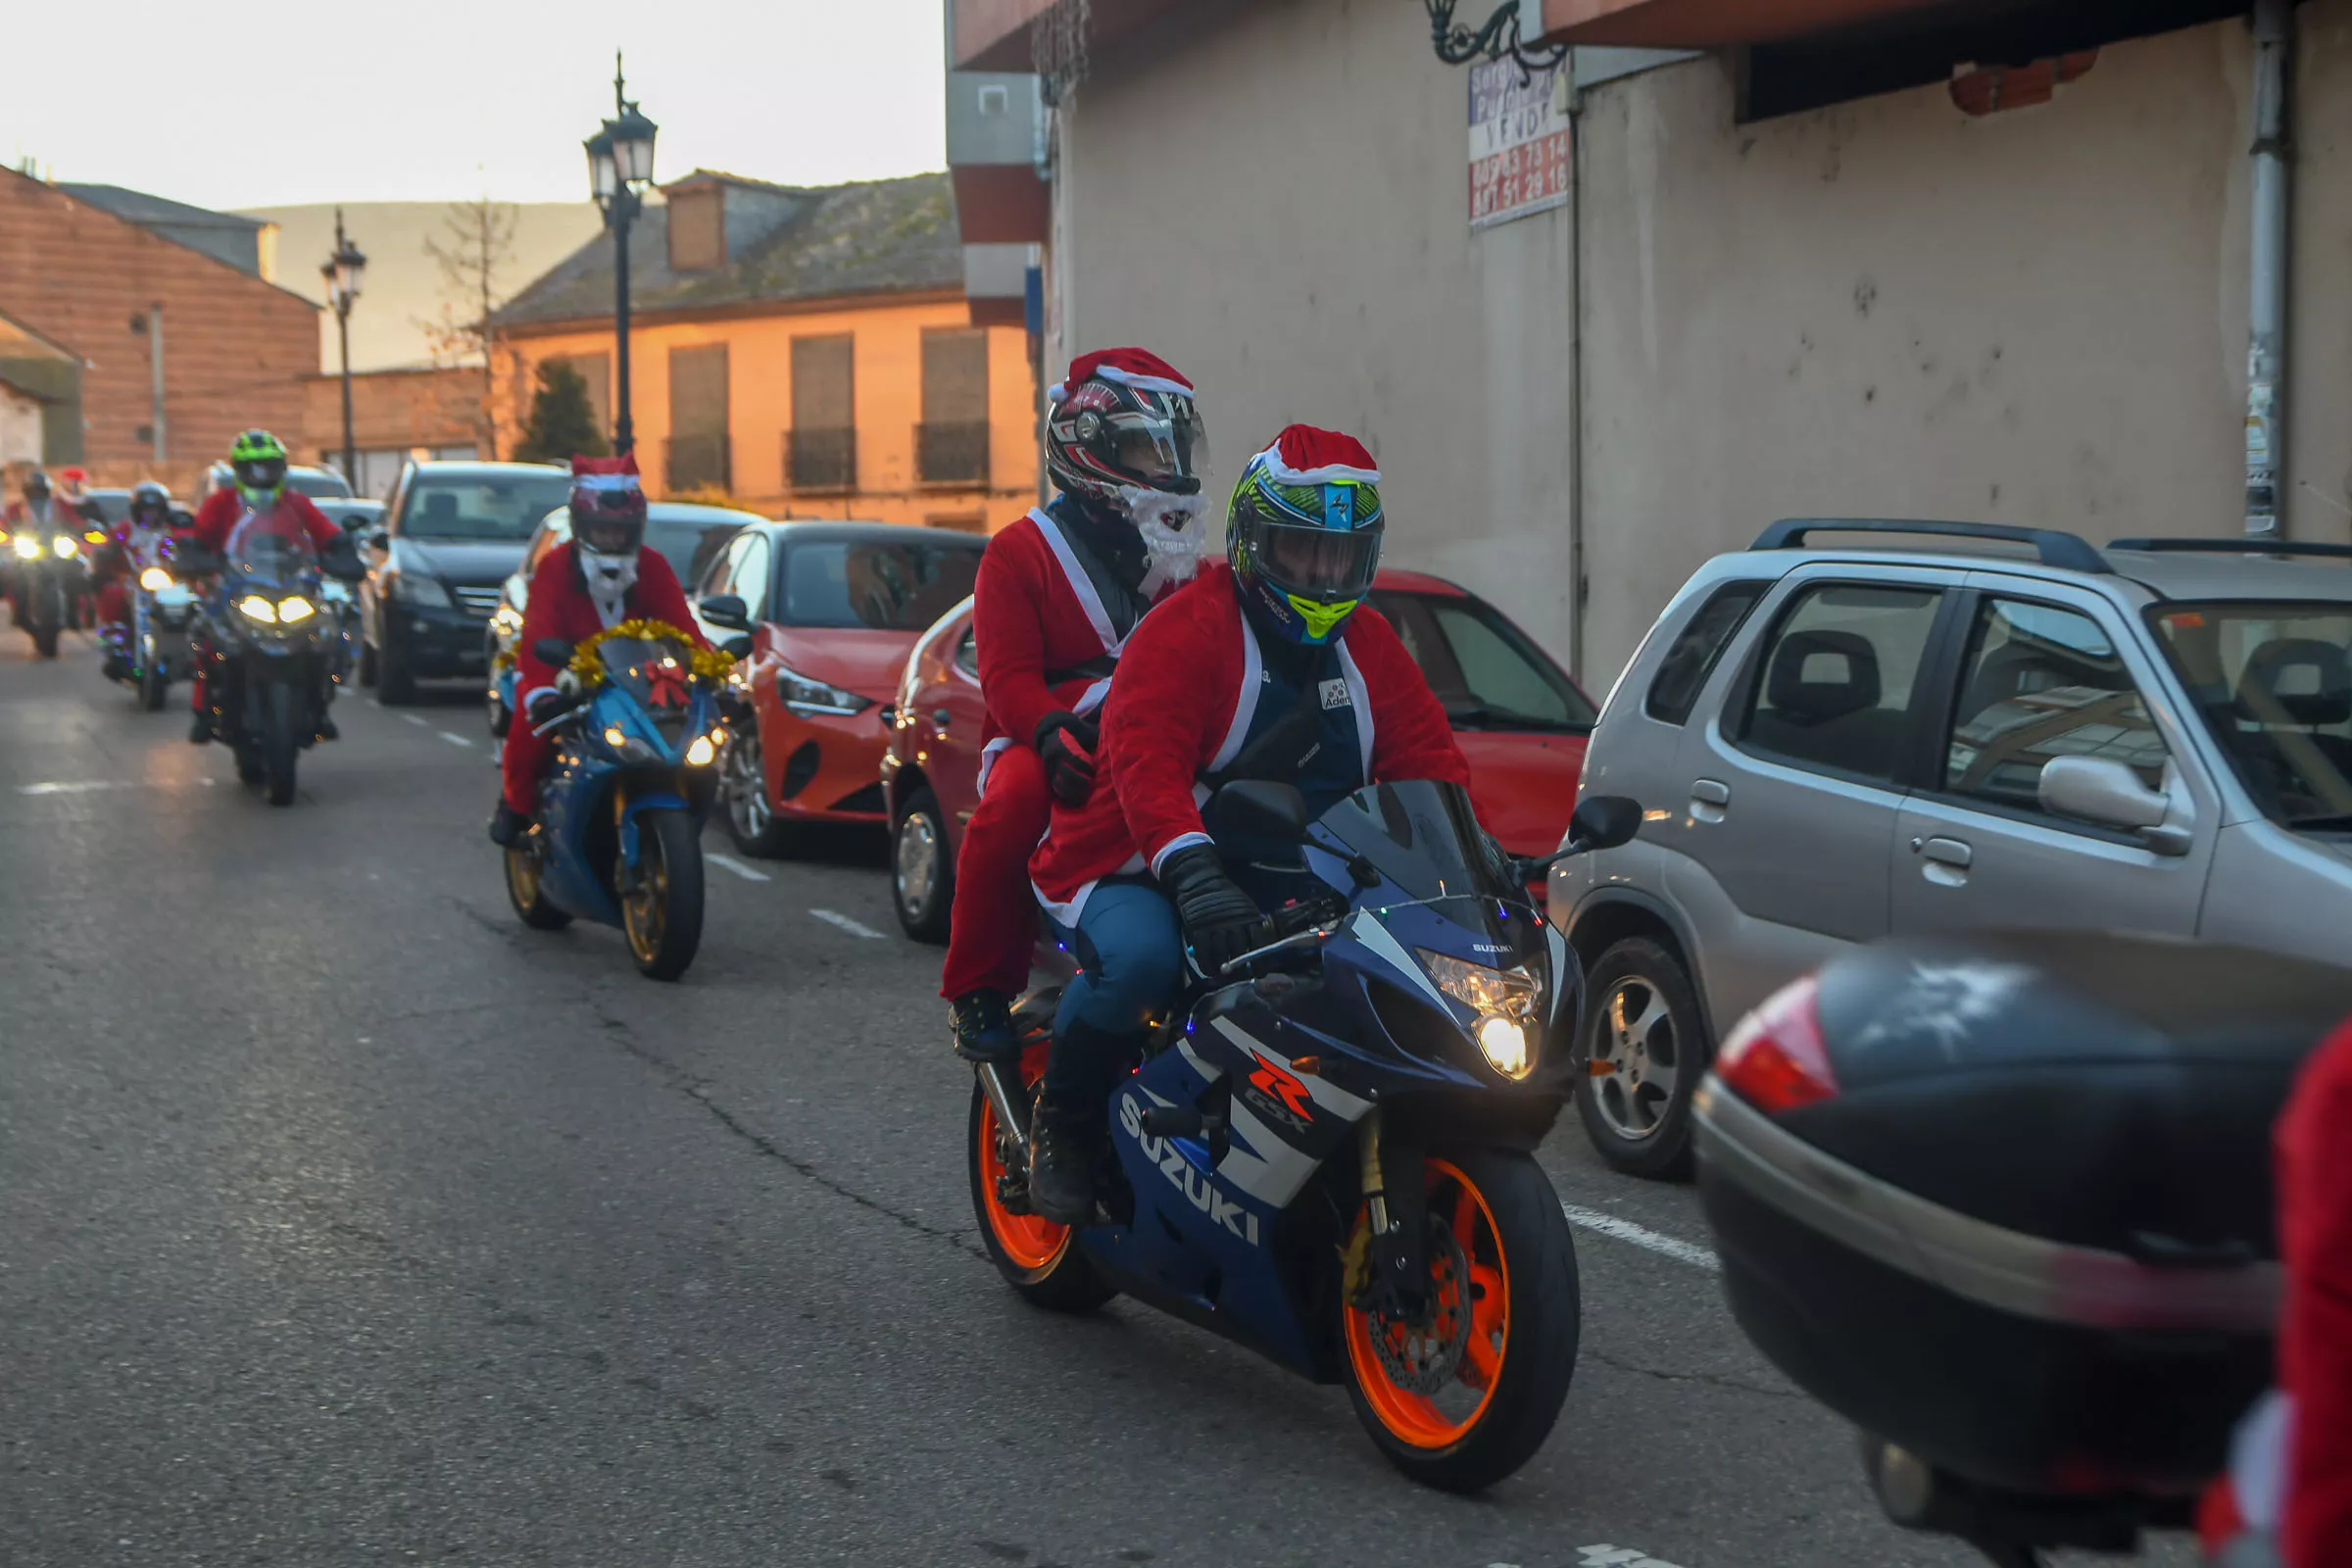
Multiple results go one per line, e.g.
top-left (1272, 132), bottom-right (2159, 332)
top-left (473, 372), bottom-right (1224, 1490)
top-left (314, 498), bottom-right (384, 535)
top-left (357, 461), bottom-right (570, 704)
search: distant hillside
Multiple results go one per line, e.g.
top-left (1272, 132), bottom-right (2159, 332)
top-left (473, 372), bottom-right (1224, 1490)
top-left (238, 201), bottom-right (606, 373)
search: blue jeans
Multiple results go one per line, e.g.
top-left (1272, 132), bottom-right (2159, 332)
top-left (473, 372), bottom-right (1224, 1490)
top-left (1040, 880), bottom-right (1184, 1096)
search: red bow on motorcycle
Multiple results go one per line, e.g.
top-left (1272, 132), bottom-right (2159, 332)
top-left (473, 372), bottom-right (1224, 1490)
top-left (646, 662), bottom-right (689, 710)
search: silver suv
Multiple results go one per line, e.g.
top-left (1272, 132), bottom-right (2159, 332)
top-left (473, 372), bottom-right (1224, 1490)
top-left (1552, 520), bottom-right (2352, 1177)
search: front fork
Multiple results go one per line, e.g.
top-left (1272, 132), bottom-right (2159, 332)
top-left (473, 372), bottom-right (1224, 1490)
top-left (1357, 1108), bottom-right (1432, 1317)
top-left (977, 1060), bottom-right (1030, 1153)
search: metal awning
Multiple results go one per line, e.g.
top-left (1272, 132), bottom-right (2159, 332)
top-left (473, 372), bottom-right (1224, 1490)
top-left (1537, 0), bottom-right (1954, 47)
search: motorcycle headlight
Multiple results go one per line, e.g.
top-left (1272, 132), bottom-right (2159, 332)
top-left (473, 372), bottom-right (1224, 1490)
top-left (387, 572), bottom-right (455, 609)
top-left (1418, 950), bottom-right (1543, 1079)
top-left (13, 535), bottom-right (40, 560)
top-left (139, 566), bottom-right (172, 591)
top-left (51, 535), bottom-right (76, 559)
top-left (685, 732), bottom-right (717, 767)
top-left (490, 604), bottom-right (523, 637)
top-left (84, 529), bottom-right (107, 545)
top-left (777, 662), bottom-right (872, 718)
top-left (277, 596), bottom-right (316, 623)
top-left (237, 594), bottom-right (278, 625)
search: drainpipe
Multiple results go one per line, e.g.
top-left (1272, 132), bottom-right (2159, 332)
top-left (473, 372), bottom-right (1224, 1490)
top-left (2244, 0), bottom-right (2292, 538)
top-left (1567, 61), bottom-right (1588, 681)
top-left (148, 302), bottom-right (167, 463)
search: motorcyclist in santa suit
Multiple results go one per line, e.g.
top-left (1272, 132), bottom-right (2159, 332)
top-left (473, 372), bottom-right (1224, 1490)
top-left (1020, 424), bottom-right (1471, 1224)
top-left (90, 482), bottom-right (178, 677)
top-left (941, 347), bottom-right (1210, 1062)
top-left (183, 430), bottom-right (346, 743)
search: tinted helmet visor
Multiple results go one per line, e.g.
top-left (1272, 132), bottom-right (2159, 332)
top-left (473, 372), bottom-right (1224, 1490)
top-left (1257, 520), bottom-right (1380, 601)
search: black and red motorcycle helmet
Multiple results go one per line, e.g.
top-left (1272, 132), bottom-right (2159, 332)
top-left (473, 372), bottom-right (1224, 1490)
top-left (1044, 347), bottom-right (1208, 514)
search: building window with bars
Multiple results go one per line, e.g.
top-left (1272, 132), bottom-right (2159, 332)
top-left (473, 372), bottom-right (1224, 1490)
top-left (787, 334), bottom-right (856, 492)
top-left (916, 327), bottom-right (990, 487)
top-left (666, 343), bottom-right (731, 493)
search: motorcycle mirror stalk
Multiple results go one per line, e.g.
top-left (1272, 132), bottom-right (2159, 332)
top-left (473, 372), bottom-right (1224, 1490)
top-left (1514, 794), bottom-right (1644, 882)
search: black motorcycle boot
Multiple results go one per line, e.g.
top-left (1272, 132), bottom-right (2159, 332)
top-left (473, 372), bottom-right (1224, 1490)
top-left (949, 990), bottom-right (1018, 1063)
top-left (488, 802), bottom-right (531, 847)
top-left (1026, 1086), bottom-right (1099, 1226)
top-left (187, 711), bottom-right (210, 745)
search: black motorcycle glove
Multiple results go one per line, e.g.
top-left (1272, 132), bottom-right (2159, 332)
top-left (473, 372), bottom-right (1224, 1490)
top-left (1034, 710), bottom-right (1100, 808)
top-left (1157, 844), bottom-right (1265, 974)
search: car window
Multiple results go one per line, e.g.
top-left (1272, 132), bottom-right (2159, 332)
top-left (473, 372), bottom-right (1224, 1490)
top-left (779, 540), bottom-right (984, 630)
top-left (1646, 581), bottom-right (1770, 725)
top-left (675, 520), bottom-right (743, 590)
top-left (701, 532), bottom-right (750, 598)
top-left (954, 627), bottom-right (979, 677)
top-left (645, 517), bottom-right (742, 587)
top-left (1738, 583), bottom-right (1943, 783)
top-left (525, 516), bottom-right (567, 574)
top-left (398, 474), bottom-right (572, 541)
top-left (2153, 601), bottom-right (2352, 832)
top-left (1372, 591), bottom-right (1593, 731)
top-left (1942, 598), bottom-right (2169, 817)
top-left (728, 533), bottom-right (773, 620)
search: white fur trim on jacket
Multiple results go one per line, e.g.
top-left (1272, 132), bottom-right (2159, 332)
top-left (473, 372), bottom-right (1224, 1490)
top-left (1027, 507), bottom-right (1124, 657)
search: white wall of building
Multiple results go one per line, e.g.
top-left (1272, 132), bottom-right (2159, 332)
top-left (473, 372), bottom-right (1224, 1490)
top-left (0, 383), bottom-right (43, 466)
top-left (1049, 0), bottom-right (2352, 684)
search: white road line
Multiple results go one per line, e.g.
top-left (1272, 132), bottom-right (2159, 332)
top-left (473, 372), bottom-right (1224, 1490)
top-left (1562, 1205), bottom-right (1720, 1272)
top-left (400, 712), bottom-right (427, 727)
top-left (16, 778), bottom-right (216, 795)
top-left (809, 907), bottom-right (887, 940)
top-left (706, 853), bottom-right (771, 883)
top-left (438, 730), bottom-right (474, 748)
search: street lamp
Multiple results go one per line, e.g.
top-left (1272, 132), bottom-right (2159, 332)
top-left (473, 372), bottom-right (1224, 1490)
top-left (586, 52), bottom-right (658, 456)
top-left (322, 209), bottom-right (368, 486)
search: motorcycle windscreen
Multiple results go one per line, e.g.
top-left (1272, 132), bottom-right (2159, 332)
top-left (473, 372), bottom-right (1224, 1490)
top-left (223, 509), bottom-right (318, 592)
top-left (597, 635), bottom-right (700, 736)
top-left (1305, 779), bottom-right (1531, 951)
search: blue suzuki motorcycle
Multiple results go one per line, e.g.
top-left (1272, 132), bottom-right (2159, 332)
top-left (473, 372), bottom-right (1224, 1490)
top-left (968, 779), bottom-right (1642, 1492)
top-left (185, 522), bottom-right (362, 806)
top-left (500, 627), bottom-right (725, 981)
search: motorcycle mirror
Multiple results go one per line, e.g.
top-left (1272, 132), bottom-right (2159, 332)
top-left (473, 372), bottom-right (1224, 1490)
top-left (534, 637), bottom-right (577, 668)
top-left (721, 634), bottom-right (753, 660)
top-left (1211, 780), bottom-right (1310, 842)
top-left (700, 594), bottom-right (752, 632)
top-left (1567, 794), bottom-right (1643, 853)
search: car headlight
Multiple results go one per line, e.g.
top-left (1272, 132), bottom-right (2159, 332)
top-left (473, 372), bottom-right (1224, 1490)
top-left (237, 594), bottom-right (278, 624)
top-left (139, 566), bottom-right (172, 591)
top-left (277, 596), bottom-right (316, 623)
top-left (1418, 950), bottom-right (1543, 1079)
top-left (685, 732), bottom-right (717, 767)
top-left (14, 535), bottom-right (41, 560)
top-left (387, 572), bottom-right (455, 609)
top-left (52, 535), bottom-right (77, 559)
top-left (776, 662), bottom-right (872, 717)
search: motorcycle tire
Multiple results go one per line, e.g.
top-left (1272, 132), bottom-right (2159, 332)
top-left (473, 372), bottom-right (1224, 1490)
top-left (31, 622), bottom-right (57, 659)
top-left (236, 749), bottom-right (265, 786)
top-left (967, 1042), bottom-right (1116, 1313)
top-left (620, 807), bottom-right (704, 982)
top-left (504, 840), bottom-right (572, 930)
top-left (1340, 1148), bottom-right (1580, 1494)
top-left (139, 649), bottom-right (168, 711)
top-left (263, 680), bottom-right (300, 806)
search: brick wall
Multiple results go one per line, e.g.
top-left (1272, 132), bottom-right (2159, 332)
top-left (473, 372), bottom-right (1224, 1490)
top-left (0, 169), bottom-right (318, 476)
top-left (301, 365), bottom-right (487, 462)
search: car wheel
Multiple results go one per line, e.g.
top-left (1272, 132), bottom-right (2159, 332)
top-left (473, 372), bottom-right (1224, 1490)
top-left (720, 723), bottom-right (794, 858)
top-left (892, 785), bottom-right (953, 944)
top-left (1574, 937), bottom-right (1708, 1181)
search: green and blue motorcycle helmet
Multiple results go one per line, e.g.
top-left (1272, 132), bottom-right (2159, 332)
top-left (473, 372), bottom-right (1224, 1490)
top-left (229, 428), bottom-right (290, 506)
top-left (1226, 425), bottom-right (1386, 646)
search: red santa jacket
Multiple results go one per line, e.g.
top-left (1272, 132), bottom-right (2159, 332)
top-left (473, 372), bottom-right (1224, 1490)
top-left (1029, 562), bottom-right (1468, 918)
top-left (185, 488), bottom-right (342, 555)
top-left (4, 495), bottom-right (82, 538)
top-left (512, 541), bottom-right (706, 710)
top-left (973, 505), bottom-right (1174, 779)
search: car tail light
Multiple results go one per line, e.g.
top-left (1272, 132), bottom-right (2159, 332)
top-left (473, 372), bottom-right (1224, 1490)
top-left (1715, 973), bottom-right (1837, 1113)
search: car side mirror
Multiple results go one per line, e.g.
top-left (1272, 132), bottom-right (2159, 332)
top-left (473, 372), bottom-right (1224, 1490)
top-left (1211, 780), bottom-right (1310, 842)
top-left (701, 594), bottom-right (752, 631)
top-left (2039, 757), bottom-right (2187, 854)
top-left (1568, 794), bottom-right (1643, 852)
top-left (721, 634), bottom-right (753, 660)
top-left (533, 636), bottom-right (577, 668)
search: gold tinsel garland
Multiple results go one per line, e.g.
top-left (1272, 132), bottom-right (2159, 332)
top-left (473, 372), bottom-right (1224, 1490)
top-left (564, 618), bottom-right (736, 689)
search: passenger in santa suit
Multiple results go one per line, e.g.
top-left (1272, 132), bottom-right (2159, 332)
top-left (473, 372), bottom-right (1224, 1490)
top-left (940, 347), bottom-right (1210, 1062)
top-left (1019, 425), bottom-right (1470, 1224)
top-left (2199, 1015), bottom-right (2352, 1568)
top-left (488, 454), bottom-right (708, 846)
top-left (90, 481), bottom-right (177, 677)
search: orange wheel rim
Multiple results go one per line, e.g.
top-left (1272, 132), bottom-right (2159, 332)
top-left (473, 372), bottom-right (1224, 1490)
top-left (978, 1042), bottom-right (1071, 1272)
top-left (1343, 1158), bottom-right (1510, 1449)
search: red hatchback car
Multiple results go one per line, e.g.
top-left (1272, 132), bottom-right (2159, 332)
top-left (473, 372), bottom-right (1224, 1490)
top-left (695, 521), bottom-right (986, 856)
top-left (879, 568), bottom-right (1598, 940)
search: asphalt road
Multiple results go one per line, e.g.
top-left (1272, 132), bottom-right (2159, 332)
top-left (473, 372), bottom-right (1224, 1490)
top-left (0, 630), bottom-right (2193, 1568)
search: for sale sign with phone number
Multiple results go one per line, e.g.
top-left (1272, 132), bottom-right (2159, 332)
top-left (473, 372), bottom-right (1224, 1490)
top-left (1468, 56), bottom-right (1571, 230)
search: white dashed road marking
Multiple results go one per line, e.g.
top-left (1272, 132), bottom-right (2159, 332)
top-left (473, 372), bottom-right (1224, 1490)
top-left (400, 713), bottom-right (427, 727)
top-left (1561, 1205), bottom-right (1720, 1272)
top-left (809, 908), bottom-right (886, 940)
top-left (438, 731), bottom-right (473, 748)
top-left (17, 778), bottom-right (216, 795)
top-left (706, 853), bottom-right (771, 883)
top-left (1578, 1546), bottom-right (1691, 1568)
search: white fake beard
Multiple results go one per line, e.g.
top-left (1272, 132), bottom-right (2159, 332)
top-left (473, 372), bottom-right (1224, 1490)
top-left (1123, 488), bottom-right (1208, 598)
top-left (581, 550), bottom-right (639, 627)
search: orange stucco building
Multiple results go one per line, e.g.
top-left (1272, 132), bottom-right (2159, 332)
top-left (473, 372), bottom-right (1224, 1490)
top-left (490, 171), bottom-right (1036, 532)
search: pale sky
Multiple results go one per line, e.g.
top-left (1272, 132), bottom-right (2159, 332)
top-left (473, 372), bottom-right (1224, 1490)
top-left (6, 0), bottom-right (949, 210)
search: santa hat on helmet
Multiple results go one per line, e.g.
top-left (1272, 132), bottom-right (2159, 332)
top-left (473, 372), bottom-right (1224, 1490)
top-left (1048, 347), bottom-right (1195, 406)
top-left (1250, 425), bottom-right (1382, 487)
top-left (569, 452), bottom-right (646, 517)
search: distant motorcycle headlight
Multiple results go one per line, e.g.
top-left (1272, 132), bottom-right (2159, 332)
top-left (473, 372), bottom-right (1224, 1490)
top-left (83, 529), bottom-right (107, 545)
top-left (237, 594), bottom-right (278, 624)
top-left (1476, 1016), bottom-right (1533, 1080)
top-left (604, 724), bottom-right (627, 749)
top-left (139, 566), bottom-right (172, 591)
top-left (51, 535), bottom-right (76, 559)
top-left (14, 535), bottom-right (41, 560)
top-left (277, 595), bottom-right (316, 623)
top-left (685, 733), bottom-right (717, 767)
